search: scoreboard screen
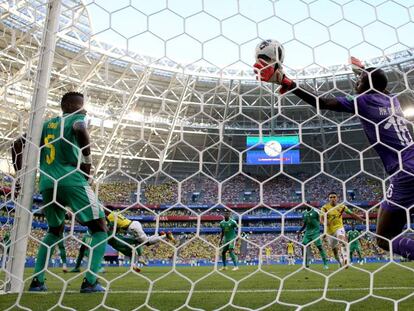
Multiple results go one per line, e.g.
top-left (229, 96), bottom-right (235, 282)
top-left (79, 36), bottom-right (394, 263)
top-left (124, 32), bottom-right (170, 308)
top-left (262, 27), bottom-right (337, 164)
top-left (246, 136), bottom-right (300, 165)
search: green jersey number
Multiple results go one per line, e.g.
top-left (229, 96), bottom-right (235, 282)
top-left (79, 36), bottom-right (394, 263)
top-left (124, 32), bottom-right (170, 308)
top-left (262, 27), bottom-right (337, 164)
top-left (44, 134), bottom-right (56, 165)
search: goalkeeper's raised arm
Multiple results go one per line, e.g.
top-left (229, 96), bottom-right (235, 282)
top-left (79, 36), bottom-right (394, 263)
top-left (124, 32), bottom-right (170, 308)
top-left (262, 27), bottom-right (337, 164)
top-left (253, 57), bottom-right (388, 113)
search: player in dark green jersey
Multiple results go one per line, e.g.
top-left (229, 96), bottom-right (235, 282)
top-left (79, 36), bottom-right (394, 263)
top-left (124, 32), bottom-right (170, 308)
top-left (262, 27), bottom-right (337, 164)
top-left (12, 92), bottom-right (108, 293)
top-left (219, 211), bottom-right (239, 271)
top-left (298, 204), bottom-right (328, 269)
top-left (347, 224), bottom-right (363, 265)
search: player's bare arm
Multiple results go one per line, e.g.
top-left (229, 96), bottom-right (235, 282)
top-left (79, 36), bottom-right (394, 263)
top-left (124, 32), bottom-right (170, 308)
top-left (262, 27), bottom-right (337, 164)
top-left (319, 208), bottom-right (326, 225)
top-left (11, 136), bottom-right (25, 173)
top-left (11, 134), bottom-right (31, 195)
top-left (346, 209), bottom-right (365, 223)
top-left (297, 222), bottom-right (306, 235)
top-left (73, 119), bottom-right (92, 180)
top-left (297, 223), bottom-right (305, 240)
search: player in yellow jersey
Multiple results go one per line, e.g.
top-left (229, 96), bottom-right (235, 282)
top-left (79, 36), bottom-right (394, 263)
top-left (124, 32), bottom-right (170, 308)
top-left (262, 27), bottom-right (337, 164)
top-left (321, 192), bottom-right (364, 267)
top-left (286, 241), bottom-right (295, 265)
top-left (265, 246), bottom-right (272, 265)
top-left (106, 210), bottom-right (175, 272)
top-left (106, 211), bottom-right (175, 245)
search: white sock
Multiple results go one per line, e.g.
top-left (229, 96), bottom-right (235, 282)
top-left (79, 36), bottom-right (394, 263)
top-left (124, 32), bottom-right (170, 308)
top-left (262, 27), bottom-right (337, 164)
top-left (341, 246), bottom-right (348, 263)
top-left (147, 234), bottom-right (166, 245)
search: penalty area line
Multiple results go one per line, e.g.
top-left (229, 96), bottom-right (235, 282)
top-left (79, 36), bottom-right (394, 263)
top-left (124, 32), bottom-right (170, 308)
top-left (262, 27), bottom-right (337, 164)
top-left (19, 286), bottom-right (414, 294)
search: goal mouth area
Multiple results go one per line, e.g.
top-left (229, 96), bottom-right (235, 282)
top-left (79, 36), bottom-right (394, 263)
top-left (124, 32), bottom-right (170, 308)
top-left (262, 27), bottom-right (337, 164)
top-left (1, 1), bottom-right (414, 310)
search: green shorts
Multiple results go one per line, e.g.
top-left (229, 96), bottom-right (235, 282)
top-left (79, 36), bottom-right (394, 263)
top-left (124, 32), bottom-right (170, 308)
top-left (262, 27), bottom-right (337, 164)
top-left (41, 185), bottom-right (105, 227)
top-left (302, 232), bottom-right (322, 248)
top-left (350, 244), bottom-right (361, 253)
top-left (222, 240), bottom-right (236, 252)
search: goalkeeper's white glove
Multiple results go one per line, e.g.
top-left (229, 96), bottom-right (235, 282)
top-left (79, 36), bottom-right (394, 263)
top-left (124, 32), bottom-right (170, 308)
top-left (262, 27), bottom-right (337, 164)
top-left (253, 59), bottom-right (296, 94)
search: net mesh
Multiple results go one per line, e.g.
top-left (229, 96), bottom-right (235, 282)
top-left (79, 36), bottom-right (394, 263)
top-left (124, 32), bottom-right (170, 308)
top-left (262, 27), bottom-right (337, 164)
top-left (1, 0), bottom-right (414, 310)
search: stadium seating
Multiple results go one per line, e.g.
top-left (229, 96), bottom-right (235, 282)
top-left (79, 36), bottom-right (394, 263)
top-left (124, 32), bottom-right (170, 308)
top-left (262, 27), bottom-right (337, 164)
top-left (0, 174), bottom-right (386, 264)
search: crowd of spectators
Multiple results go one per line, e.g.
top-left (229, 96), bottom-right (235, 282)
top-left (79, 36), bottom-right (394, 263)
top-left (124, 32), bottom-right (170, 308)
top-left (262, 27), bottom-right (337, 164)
top-left (97, 182), bottom-right (136, 204)
top-left (87, 175), bottom-right (383, 206)
top-left (181, 176), bottom-right (218, 204)
top-left (143, 182), bottom-right (178, 205)
top-left (0, 173), bottom-right (383, 206)
top-left (304, 175), bottom-right (383, 202)
top-left (1, 228), bottom-right (385, 263)
top-left (0, 172), bottom-right (386, 265)
top-left (346, 175), bottom-right (383, 201)
top-left (221, 175), bottom-right (260, 204)
top-left (0, 220), bottom-right (385, 263)
top-left (0, 203), bottom-right (376, 234)
top-left (263, 176), bottom-right (300, 203)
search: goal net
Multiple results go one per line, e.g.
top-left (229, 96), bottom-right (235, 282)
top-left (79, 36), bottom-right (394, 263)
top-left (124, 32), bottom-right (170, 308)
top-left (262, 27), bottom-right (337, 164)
top-left (1, 0), bottom-right (414, 310)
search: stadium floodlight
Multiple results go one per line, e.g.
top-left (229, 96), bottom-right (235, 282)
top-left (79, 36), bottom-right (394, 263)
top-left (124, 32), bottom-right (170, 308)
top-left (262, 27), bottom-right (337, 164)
top-left (403, 107), bottom-right (414, 118)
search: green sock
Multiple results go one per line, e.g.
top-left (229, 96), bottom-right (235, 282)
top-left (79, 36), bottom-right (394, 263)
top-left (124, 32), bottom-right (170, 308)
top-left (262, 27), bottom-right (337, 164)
top-left (34, 233), bottom-right (60, 283)
top-left (319, 247), bottom-right (328, 265)
top-left (74, 245), bottom-right (86, 269)
top-left (222, 252), bottom-right (227, 267)
top-left (230, 252), bottom-right (238, 267)
top-left (58, 241), bottom-right (67, 265)
top-left (85, 231), bottom-right (107, 284)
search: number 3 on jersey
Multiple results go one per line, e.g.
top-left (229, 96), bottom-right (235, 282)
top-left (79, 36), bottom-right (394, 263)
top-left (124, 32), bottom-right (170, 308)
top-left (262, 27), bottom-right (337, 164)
top-left (44, 134), bottom-right (56, 164)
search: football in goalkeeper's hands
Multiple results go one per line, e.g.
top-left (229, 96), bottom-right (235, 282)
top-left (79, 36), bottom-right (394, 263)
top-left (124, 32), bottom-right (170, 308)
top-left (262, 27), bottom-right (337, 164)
top-left (255, 39), bottom-right (285, 65)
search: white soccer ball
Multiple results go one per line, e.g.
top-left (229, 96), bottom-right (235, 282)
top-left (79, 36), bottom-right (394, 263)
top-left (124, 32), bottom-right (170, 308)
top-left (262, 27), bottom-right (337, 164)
top-left (264, 140), bottom-right (282, 157)
top-left (255, 39), bottom-right (285, 64)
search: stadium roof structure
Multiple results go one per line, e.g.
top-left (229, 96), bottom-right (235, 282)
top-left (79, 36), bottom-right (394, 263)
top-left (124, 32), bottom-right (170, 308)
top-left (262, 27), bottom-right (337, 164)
top-left (1, 0), bottom-right (414, 182)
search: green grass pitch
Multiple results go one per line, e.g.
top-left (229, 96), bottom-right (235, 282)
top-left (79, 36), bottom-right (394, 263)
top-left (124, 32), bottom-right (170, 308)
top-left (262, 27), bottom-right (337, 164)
top-left (1, 263), bottom-right (414, 310)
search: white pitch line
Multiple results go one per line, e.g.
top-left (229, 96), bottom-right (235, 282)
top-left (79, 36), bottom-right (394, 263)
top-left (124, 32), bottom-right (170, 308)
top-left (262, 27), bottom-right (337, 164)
top-left (19, 286), bottom-right (414, 295)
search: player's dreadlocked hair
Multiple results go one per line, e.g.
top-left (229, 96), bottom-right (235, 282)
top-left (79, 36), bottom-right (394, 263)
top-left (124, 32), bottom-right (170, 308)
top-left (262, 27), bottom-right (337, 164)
top-left (61, 91), bottom-right (84, 106)
top-left (364, 67), bottom-right (388, 93)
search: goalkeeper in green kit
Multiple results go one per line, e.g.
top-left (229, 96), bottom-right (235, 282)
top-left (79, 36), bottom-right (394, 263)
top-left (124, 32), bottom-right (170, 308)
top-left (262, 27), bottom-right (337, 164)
top-left (348, 223), bottom-right (364, 265)
top-left (12, 92), bottom-right (108, 293)
top-left (219, 211), bottom-right (239, 271)
top-left (297, 204), bottom-right (329, 269)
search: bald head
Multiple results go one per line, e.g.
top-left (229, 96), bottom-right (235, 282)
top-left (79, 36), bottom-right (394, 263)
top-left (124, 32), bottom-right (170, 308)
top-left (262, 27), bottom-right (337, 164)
top-left (355, 68), bottom-right (388, 95)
